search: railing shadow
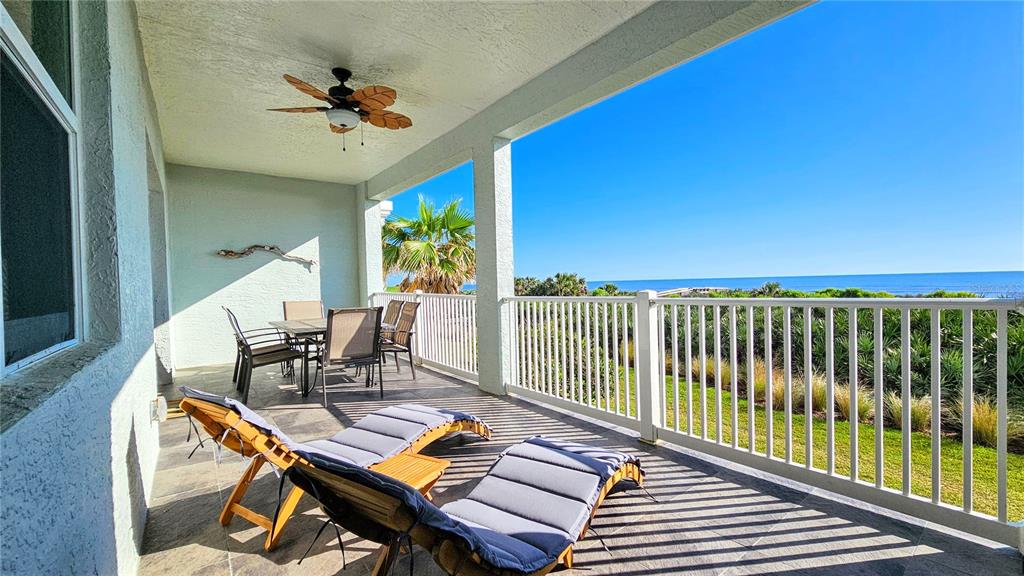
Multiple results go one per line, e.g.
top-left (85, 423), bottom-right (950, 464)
top-left (143, 361), bottom-right (1022, 575)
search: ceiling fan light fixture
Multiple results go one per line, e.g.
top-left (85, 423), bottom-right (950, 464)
top-left (325, 108), bottom-right (361, 128)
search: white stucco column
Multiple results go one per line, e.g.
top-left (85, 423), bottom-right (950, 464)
top-left (356, 182), bottom-right (389, 305)
top-left (473, 137), bottom-right (513, 395)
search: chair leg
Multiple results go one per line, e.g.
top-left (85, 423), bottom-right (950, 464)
top-left (408, 349), bottom-right (417, 380)
top-left (241, 362), bottom-right (253, 404)
top-left (233, 351), bottom-right (241, 383)
top-left (393, 352), bottom-right (401, 373)
top-left (371, 538), bottom-right (400, 576)
top-left (237, 356), bottom-right (250, 392)
top-left (265, 485), bottom-right (305, 551)
top-left (378, 358), bottom-right (385, 399)
top-left (219, 455), bottom-right (265, 526)
top-left (321, 363), bottom-right (328, 408)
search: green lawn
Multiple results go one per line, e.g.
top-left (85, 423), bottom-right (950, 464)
top-left (556, 375), bottom-right (1024, 521)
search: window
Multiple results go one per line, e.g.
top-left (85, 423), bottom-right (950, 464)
top-left (1, 2), bottom-right (80, 372)
top-left (1, 0), bottom-right (71, 102)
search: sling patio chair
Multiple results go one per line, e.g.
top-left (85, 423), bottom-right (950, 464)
top-left (381, 299), bottom-right (404, 336)
top-left (282, 299), bottom-right (326, 375)
top-left (381, 301), bottom-right (419, 378)
top-left (283, 299), bottom-right (324, 321)
top-left (317, 307), bottom-right (385, 406)
top-left (224, 307), bottom-right (292, 385)
top-left (177, 386), bottom-right (492, 551)
top-left (224, 307), bottom-right (305, 404)
top-left (286, 435), bottom-right (645, 576)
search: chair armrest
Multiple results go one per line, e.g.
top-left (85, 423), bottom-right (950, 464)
top-left (242, 328), bottom-right (282, 336)
top-left (244, 336), bottom-right (289, 347)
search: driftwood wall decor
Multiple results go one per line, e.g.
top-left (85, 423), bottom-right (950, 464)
top-left (216, 244), bottom-right (317, 267)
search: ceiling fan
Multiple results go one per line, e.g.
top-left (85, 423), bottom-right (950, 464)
top-left (268, 67), bottom-right (412, 150)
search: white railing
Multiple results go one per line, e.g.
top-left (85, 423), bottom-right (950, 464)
top-left (507, 296), bottom-right (640, 430)
top-left (373, 290), bottom-right (1023, 549)
top-left (647, 295), bottom-right (1021, 547)
top-left (371, 291), bottom-right (478, 378)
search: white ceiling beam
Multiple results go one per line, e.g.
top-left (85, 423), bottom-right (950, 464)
top-left (365, 0), bottom-right (813, 200)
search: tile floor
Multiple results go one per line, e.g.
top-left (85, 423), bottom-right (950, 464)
top-left (140, 360), bottom-right (1022, 575)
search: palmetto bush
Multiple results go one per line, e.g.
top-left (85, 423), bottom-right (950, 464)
top-left (663, 288), bottom-right (1024, 450)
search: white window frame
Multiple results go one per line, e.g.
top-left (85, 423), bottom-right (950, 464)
top-left (0, 2), bottom-right (84, 375)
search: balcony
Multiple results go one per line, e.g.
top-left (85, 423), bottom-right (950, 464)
top-left (2, 1), bottom-right (1020, 574)
top-left (135, 291), bottom-right (1023, 575)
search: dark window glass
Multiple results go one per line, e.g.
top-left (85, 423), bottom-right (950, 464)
top-left (1, 54), bottom-right (75, 366)
top-left (1, 0), bottom-right (72, 103)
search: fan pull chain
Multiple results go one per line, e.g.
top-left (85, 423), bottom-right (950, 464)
top-left (342, 132), bottom-right (346, 152)
top-left (360, 122), bottom-right (365, 146)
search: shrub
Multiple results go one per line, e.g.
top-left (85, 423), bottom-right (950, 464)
top-left (952, 396), bottom-right (998, 448)
top-left (835, 384), bottom-right (874, 422)
top-left (810, 373), bottom-right (828, 413)
top-left (688, 355), bottom-right (733, 388)
top-left (948, 397), bottom-right (1024, 451)
top-left (883, 391), bottom-right (931, 432)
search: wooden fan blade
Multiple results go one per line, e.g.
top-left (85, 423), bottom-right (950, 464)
top-left (283, 74), bottom-right (339, 104)
top-left (348, 85), bottom-right (397, 111)
top-left (364, 110), bottom-right (412, 130)
top-left (329, 123), bottom-right (355, 134)
top-left (267, 106), bottom-right (329, 113)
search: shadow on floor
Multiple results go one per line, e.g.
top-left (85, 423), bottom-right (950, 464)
top-left (144, 361), bottom-right (1022, 576)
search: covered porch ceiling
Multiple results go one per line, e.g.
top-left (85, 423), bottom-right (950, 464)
top-left (136, 1), bottom-right (810, 190)
top-left (135, 0), bottom-right (652, 185)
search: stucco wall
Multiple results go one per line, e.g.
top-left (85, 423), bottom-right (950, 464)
top-left (167, 165), bottom-right (359, 368)
top-left (0, 1), bottom-right (162, 574)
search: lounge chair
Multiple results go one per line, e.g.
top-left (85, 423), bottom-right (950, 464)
top-left (177, 386), bottom-right (492, 551)
top-left (287, 435), bottom-right (645, 575)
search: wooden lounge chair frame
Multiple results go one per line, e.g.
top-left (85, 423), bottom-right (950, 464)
top-left (291, 455), bottom-right (644, 576)
top-left (179, 396), bottom-right (491, 551)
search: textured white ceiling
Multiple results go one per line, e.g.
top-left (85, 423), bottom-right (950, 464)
top-left (136, 1), bottom-right (652, 185)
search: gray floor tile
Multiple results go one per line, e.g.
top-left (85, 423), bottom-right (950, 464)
top-left (139, 361), bottom-right (1020, 576)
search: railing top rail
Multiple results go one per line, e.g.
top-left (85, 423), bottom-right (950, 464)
top-left (376, 291), bottom-right (1023, 308)
top-left (371, 292), bottom-right (476, 300)
top-left (504, 295), bottom-right (636, 303)
top-left (651, 296), bottom-right (1023, 309)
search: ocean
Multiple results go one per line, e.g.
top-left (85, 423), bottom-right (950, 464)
top-left (585, 271), bottom-right (1024, 298)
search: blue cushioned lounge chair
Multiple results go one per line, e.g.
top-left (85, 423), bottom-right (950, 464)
top-left (287, 435), bottom-right (645, 575)
top-left (177, 387), bottom-right (492, 551)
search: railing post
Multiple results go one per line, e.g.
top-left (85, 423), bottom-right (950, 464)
top-left (412, 290), bottom-right (423, 365)
top-left (636, 290), bottom-right (662, 443)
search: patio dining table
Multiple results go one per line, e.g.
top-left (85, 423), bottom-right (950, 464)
top-left (268, 318), bottom-right (396, 396)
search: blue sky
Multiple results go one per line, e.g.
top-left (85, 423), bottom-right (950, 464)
top-left (389, 1), bottom-right (1023, 282)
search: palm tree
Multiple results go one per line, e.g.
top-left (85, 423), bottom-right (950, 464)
top-left (543, 272), bottom-right (588, 296)
top-left (382, 197), bottom-right (475, 294)
top-left (515, 277), bottom-right (542, 296)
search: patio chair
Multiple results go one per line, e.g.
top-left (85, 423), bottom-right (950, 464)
top-left (177, 386), bottom-right (492, 551)
top-left (224, 307), bottom-right (305, 404)
top-left (318, 307), bottom-right (384, 406)
top-left (224, 307), bottom-right (291, 385)
top-left (382, 299), bottom-right (404, 327)
top-left (282, 300), bottom-right (326, 373)
top-left (283, 299), bottom-right (324, 321)
top-left (287, 435), bottom-right (645, 576)
top-left (381, 301), bottom-right (418, 378)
